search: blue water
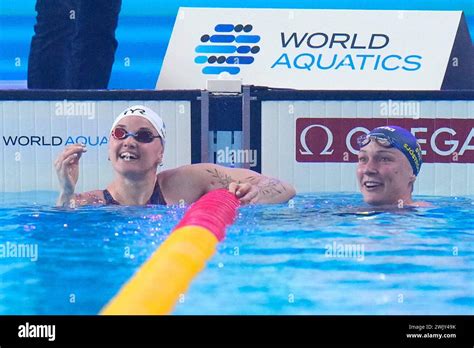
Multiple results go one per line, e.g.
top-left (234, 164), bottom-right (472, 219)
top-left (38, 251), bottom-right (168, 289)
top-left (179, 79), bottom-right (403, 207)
top-left (0, 192), bottom-right (473, 315)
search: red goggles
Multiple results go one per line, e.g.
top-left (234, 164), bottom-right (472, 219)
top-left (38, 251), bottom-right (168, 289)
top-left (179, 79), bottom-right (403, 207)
top-left (111, 127), bottom-right (161, 143)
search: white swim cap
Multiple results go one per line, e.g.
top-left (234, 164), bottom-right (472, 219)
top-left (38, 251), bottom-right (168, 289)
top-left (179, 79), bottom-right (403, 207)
top-left (110, 105), bottom-right (166, 143)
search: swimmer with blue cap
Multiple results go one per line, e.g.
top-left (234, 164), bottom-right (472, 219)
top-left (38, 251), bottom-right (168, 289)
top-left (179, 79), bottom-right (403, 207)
top-left (356, 125), bottom-right (429, 207)
top-left (55, 105), bottom-right (296, 207)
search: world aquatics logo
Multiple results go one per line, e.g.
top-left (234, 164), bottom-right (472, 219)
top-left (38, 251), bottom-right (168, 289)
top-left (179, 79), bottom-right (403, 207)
top-left (194, 24), bottom-right (261, 75)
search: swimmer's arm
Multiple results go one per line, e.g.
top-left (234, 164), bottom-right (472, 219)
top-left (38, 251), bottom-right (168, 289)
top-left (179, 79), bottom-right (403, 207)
top-left (57, 192), bottom-right (73, 207)
top-left (196, 163), bottom-right (296, 204)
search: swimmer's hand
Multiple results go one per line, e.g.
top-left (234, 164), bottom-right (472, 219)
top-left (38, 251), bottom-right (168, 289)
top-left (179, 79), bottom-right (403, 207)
top-left (54, 144), bottom-right (87, 205)
top-left (228, 182), bottom-right (259, 205)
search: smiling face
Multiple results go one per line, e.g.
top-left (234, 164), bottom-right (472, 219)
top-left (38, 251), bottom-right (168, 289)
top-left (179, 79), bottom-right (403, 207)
top-left (108, 116), bottom-right (164, 178)
top-left (357, 141), bottom-right (416, 206)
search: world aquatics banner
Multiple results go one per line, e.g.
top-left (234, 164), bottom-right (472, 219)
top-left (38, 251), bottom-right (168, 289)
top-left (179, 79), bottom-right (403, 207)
top-left (157, 8), bottom-right (473, 90)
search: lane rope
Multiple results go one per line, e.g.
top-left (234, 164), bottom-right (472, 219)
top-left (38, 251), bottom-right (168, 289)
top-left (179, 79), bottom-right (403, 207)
top-left (101, 189), bottom-right (239, 315)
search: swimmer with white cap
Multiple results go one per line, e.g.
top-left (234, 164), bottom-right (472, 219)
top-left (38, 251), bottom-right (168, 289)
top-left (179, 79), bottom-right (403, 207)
top-left (55, 105), bottom-right (296, 206)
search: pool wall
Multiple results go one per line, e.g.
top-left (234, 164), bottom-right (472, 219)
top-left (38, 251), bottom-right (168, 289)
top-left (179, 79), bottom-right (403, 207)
top-left (257, 90), bottom-right (474, 196)
top-left (0, 89), bottom-right (473, 196)
top-left (0, 91), bottom-right (198, 193)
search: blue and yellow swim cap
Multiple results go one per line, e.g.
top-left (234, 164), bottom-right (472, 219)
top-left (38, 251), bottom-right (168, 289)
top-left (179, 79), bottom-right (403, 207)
top-left (358, 125), bottom-right (423, 176)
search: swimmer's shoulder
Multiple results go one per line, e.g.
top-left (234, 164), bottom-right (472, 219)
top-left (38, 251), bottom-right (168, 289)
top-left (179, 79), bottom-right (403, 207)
top-left (73, 190), bottom-right (106, 206)
top-left (157, 165), bottom-right (207, 205)
top-left (408, 201), bottom-right (432, 208)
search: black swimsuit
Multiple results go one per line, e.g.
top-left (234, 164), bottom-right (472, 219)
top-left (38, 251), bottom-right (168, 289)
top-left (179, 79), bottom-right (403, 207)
top-left (103, 180), bottom-right (167, 205)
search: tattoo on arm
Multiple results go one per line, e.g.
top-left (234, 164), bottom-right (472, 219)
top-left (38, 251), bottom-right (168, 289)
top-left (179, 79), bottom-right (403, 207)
top-left (206, 168), bottom-right (238, 188)
top-left (246, 176), bottom-right (287, 197)
top-left (206, 169), bottom-right (287, 198)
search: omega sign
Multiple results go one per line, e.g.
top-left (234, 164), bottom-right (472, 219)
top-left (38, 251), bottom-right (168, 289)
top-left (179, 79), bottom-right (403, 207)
top-left (296, 118), bottom-right (474, 163)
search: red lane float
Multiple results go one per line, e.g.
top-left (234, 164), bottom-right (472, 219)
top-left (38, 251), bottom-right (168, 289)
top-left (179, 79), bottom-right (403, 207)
top-left (101, 189), bottom-right (239, 315)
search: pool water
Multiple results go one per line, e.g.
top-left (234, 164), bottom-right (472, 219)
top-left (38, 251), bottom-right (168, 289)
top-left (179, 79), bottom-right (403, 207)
top-left (0, 192), bottom-right (473, 315)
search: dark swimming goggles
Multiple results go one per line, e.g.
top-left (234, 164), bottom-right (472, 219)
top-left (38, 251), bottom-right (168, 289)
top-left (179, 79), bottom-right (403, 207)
top-left (111, 127), bottom-right (161, 143)
top-left (357, 133), bottom-right (396, 149)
